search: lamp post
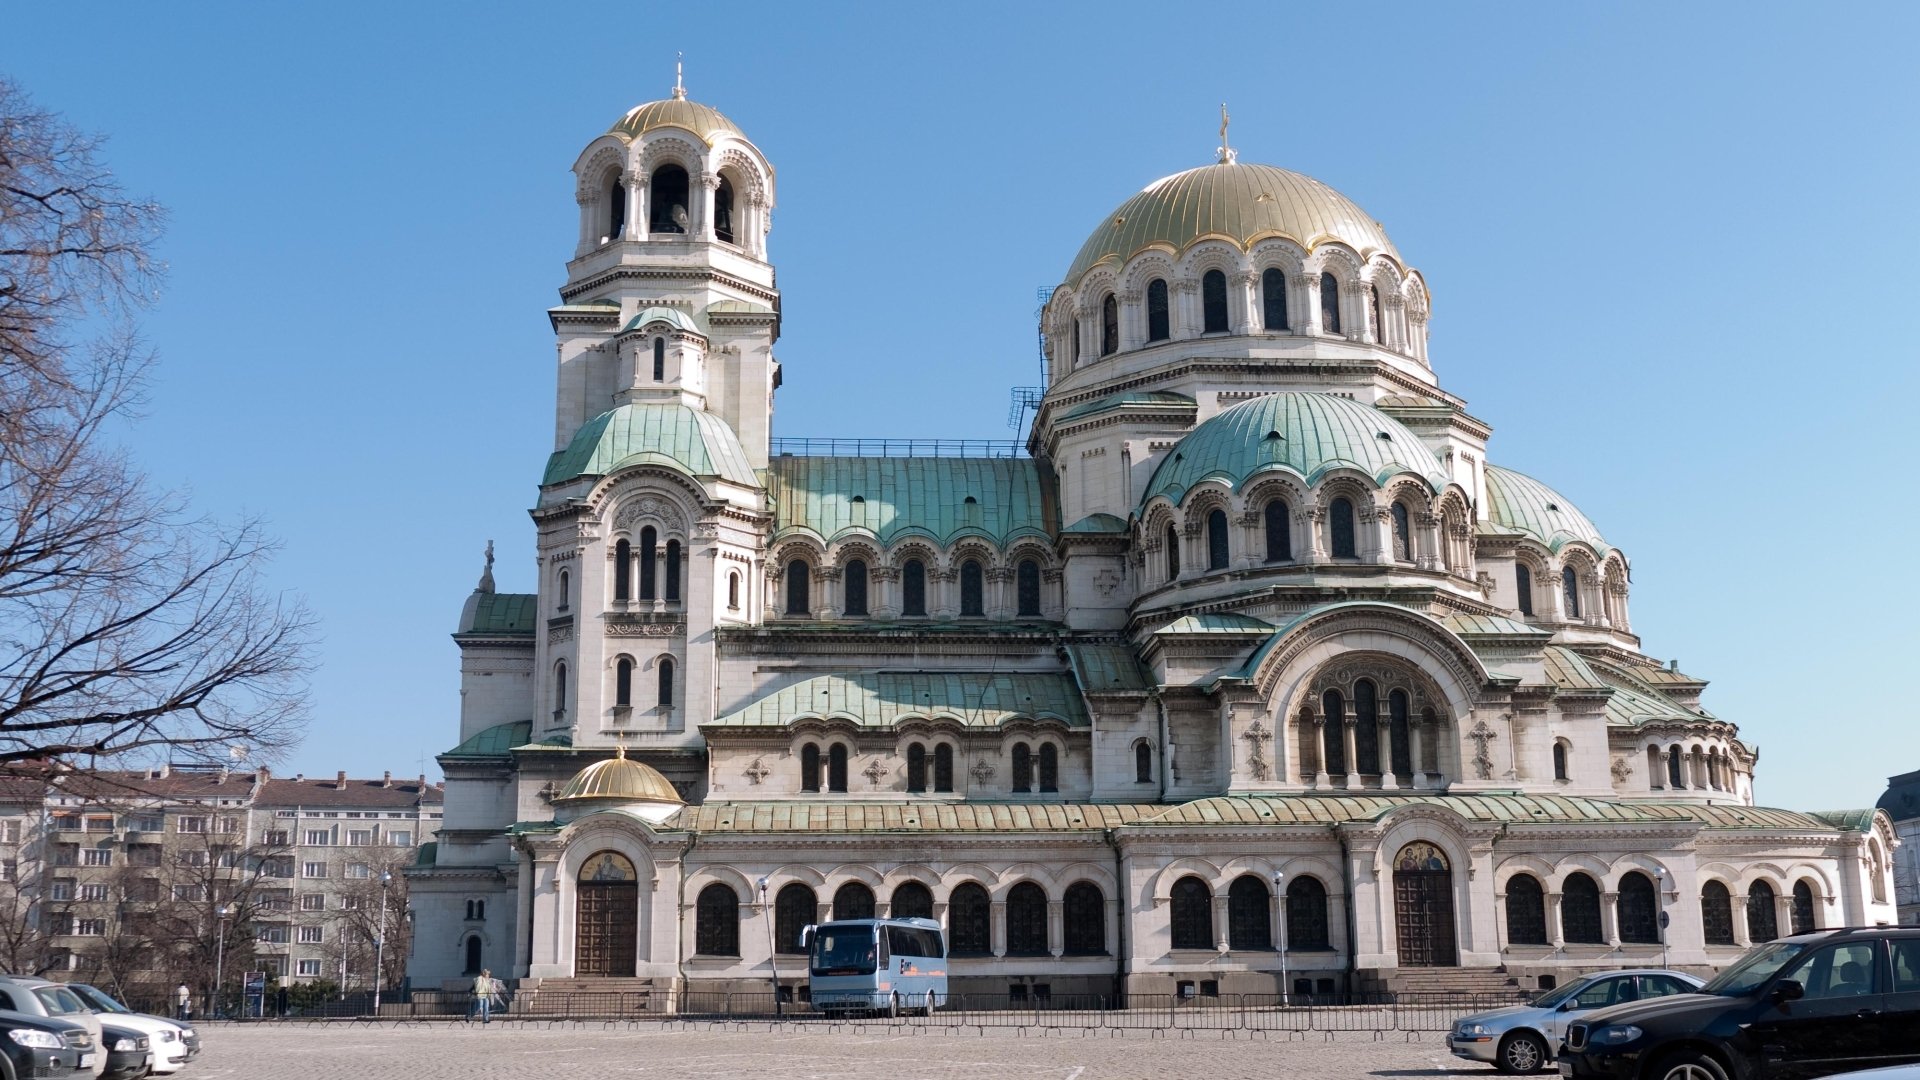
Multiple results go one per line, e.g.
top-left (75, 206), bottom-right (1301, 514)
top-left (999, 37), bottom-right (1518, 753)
top-left (758, 876), bottom-right (782, 1017)
top-left (1655, 867), bottom-right (1669, 968)
top-left (213, 904), bottom-right (232, 1019)
top-left (373, 870), bottom-right (392, 1014)
top-left (1273, 870), bottom-right (1290, 1007)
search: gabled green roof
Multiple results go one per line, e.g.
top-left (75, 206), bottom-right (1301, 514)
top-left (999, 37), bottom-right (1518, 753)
top-left (767, 456), bottom-right (1047, 544)
top-left (1056, 390), bottom-right (1196, 423)
top-left (443, 720), bottom-right (533, 760)
top-left (1541, 646), bottom-right (1610, 692)
top-left (544, 403), bottom-right (758, 488)
top-left (1583, 654), bottom-right (1710, 727)
top-left (456, 593), bottom-right (537, 636)
top-left (1484, 465), bottom-right (1609, 554)
top-left (707, 672), bottom-right (1088, 729)
top-left (1064, 643), bottom-right (1154, 693)
top-left (1145, 393), bottom-right (1447, 507)
top-left (1063, 513), bottom-right (1128, 534)
top-left (1155, 613), bottom-right (1275, 635)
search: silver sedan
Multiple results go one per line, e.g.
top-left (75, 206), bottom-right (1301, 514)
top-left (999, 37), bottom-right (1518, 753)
top-left (1447, 968), bottom-right (1703, 1074)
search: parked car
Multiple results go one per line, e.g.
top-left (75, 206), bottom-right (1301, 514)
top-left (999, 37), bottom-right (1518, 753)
top-left (0, 1008), bottom-right (95, 1079)
top-left (0, 978), bottom-right (106, 1076)
top-left (65, 984), bottom-right (194, 1073)
top-left (1449, 968), bottom-right (1703, 1073)
top-left (1558, 926), bottom-right (1920, 1080)
top-left (96, 1021), bottom-right (150, 1080)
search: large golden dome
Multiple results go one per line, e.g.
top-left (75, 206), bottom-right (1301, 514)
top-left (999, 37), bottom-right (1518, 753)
top-left (554, 745), bottom-right (683, 805)
top-left (1064, 163), bottom-right (1399, 286)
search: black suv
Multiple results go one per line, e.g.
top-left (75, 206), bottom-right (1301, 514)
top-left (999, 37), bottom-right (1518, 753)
top-left (1558, 926), bottom-right (1920, 1080)
top-left (0, 1008), bottom-right (94, 1078)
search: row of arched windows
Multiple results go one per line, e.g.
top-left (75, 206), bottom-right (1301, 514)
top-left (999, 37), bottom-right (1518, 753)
top-left (1167, 874), bottom-right (1332, 952)
top-left (701, 880), bottom-right (1110, 959)
top-left (1157, 494), bottom-right (1459, 586)
top-left (1648, 742), bottom-right (1740, 793)
top-left (601, 163), bottom-right (740, 245)
top-left (1077, 270), bottom-right (1366, 363)
top-left (1503, 873), bottom-right (1816, 947)
top-left (798, 740), bottom-right (1061, 795)
top-left (1701, 880), bottom-right (1817, 945)
top-left (784, 556), bottom-right (1044, 619)
top-left (612, 528), bottom-right (682, 603)
top-left (611, 655), bottom-right (673, 709)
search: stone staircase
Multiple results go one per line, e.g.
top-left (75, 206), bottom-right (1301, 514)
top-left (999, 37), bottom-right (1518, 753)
top-left (1358, 967), bottom-right (1531, 1000)
top-left (510, 977), bottom-right (663, 1016)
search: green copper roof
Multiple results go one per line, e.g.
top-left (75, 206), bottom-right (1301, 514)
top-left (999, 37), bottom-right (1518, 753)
top-left (1541, 646), bottom-right (1610, 692)
top-left (1145, 393), bottom-right (1447, 507)
top-left (1155, 613), bottom-right (1275, 635)
top-left (1064, 163), bottom-right (1400, 286)
top-left (1582, 654), bottom-right (1710, 728)
top-left (544, 403), bottom-right (757, 488)
top-left (1806, 809), bottom-right (1880, 834)
top-left (622, 306), bottom-right (702, 335)
top-left (676, 802), bottom-right (1155, 833)
top-left (767, 457), bottom-right (1047, 544)
top-left (411, 841), bottom-right (437, 868)
top-left (456, 593), bottom-right (537, 636)
top-left (443, 720), bottom-right (533, 760)
top-left (1063, 513), bottom-right (1128, 534)
top-left (1064, 643), bottom-right (1154, 693)
top-left (1056, 390), bottom-right (1196, 424)
top-left (706, 672), bottom-right (1088, 729)
top-left (1484, 465), bottom-right (1609, 553)
top-left (1445, 613), bottom-right (1550, 639)
top-left (608, 97), bottom-right (743, 145)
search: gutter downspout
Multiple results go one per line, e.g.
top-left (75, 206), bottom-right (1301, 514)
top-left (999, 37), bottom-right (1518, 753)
top-left (1108, 828), bottom-right (1127, 1005)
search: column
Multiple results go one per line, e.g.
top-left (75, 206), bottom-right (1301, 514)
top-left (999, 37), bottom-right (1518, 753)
top-left (1173, 280), bottom-right (1199, 338)
top-left (1182, 520), bottom-right (1204, 575)
top-left (871, 566), bottom-right (900, 620)
top-left (697, 174), bottom-right (720, 242)
top-left (931, 568), bottom-right (957, 619)
top-left (1378, 717), bottom-right (1398, 790)
top-left (818, 567), bottom-right (841, 621)
top-left (574, 189), bottom-right (595, 256)
top-left (1601, 892), bottom-right (1621, 948)
top-left (1237, 509), bottom-right (1263, 569)
top-left (1358, 284), bottom-right (1378, 344)
top-left (1367, 506), bottom-right (1393, 565)
top-left (1408, 309), bottom-right (1430, 362)
top-left (1540, 561), bottom-right (1566, 622)
top-left (1409, 719), bottom-right (1428, 789)
top-left (1293, 273), bottom-right (1321, 336)
top-left (1047, 901), bottom-right (1064, 958)
top-left (1229, 271), bottom-right (1257, 334)
top-left (1118, 290), bottom-right (1142, 351)
top-left (1546, 892), bottom-right (1565, 949)
top-left (1340, 709), bottom-right (1361, 790)
top-left (1213, 895), bottom-right (1231, 952)
top-left (1382, 295), bottom-right (1405, 351)
top-left (1732, 896), bottom-right (1751, 947)
top-left (1297, 508), bottom-right (1327, 563)
top-left (625, 174), bottom-right (646, 241)
top-left (986, 566), bottom-right (1014, 620)
top-left (1416, 513), bottom-right (1443, 572)
top-left (652, 547), bottom-right (669, 612)
top-left (990, 901), bottom-right (1007, 957)
top-left (1311, 718), bottom-right (1330, 789)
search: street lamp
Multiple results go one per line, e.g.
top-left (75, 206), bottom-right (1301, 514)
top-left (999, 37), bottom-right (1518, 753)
top-left (373, 870), bottom-right (392, 1014)
top-left (757, 876), bottom-right (782, 1017)
top-left (213, 904), bottom-right (232, 1019)
top-left (1655, 867), bottom-right (1670, 968)
top-left (1273, 870), bottom-right (1290, 1007)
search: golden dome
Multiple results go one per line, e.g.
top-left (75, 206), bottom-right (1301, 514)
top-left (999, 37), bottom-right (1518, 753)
top-left (607, 97), bottom-right (743, 146)
top-left (554, 745), bottom-right (684, 805)
top-left (1064, 163), bottom-right (1400, 286)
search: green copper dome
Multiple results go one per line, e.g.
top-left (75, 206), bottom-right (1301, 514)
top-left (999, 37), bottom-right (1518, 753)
top-left (1144, 393), bottom-right (1446, 507)
top-left (1065, 163), bottom-right (1399, 286)
top-left (543, 403), bottom-right (757, 488)
top-left (1483, 465), bottom-right (1609, 553)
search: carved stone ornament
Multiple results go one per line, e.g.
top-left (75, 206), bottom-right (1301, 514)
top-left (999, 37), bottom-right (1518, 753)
top-left (605, 622), bottom-right (685, 637)
top-left (744, 757), bottom-right (770, 786)
top-left (1468, 720), bottom-right (1498, 781)
top-left (862, 758), bottom-right (889, 787)
top-left (1610, 756), bottom-right (1632, 782)
top-left (1242, 719), bottom-right (1274, 782)
top-left (1094, 569), bottom-right (1123, 596)
top-left (970, 758), bottom-right (996, 784)
top-left (615, 496), bottom-right (670, 531)
top-left (547, 625), bottom-right (574, 646)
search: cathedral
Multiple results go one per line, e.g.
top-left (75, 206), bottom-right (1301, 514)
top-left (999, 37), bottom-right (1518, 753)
top-left (406, 83), bottom-right (1899, 1003)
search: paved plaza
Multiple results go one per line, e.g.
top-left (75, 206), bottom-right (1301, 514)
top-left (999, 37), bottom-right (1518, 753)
top-left (185, 1022), bottom-right (1499, 1079)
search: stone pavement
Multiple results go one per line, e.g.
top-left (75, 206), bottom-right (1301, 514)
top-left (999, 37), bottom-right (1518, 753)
top-left (185, 1022), bottom-right (1501, 1079)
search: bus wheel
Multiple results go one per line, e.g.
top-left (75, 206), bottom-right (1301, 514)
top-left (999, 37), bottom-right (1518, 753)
top-left (889, 992), bottom-right (902, 1019)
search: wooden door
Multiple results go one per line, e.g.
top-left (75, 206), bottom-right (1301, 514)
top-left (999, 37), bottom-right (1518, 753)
top-left (1391, 841), bottom-right (1457, 968)
top-left (575, 851), bottom-right (639, 977)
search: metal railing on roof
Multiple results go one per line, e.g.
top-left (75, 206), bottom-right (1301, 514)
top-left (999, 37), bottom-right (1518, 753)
top-left (770, 438), bottom-right (1027, 459)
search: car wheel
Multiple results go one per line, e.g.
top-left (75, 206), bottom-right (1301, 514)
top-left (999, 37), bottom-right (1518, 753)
top-left (1650, 1049), bottom-right (1731, 1080)
top-left (1496, 1031), bottom-right (1548, 1074)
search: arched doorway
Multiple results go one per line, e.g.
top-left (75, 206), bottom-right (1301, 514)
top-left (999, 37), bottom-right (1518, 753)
top-left (575, 851), bottom-right (639, 976)
top-left (1392, 841), bottom-right (1457, 967)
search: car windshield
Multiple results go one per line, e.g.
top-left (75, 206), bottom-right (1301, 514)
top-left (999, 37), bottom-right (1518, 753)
top-left (1701, 941), bottom-right (1808, 996)
top-left (71, 986), bottom-right (128, 1013)
top-left (1529, 975), bottom-right (1601, 1009)
top-left (810, 926), bottom-right (877, 976)
top-left (33, 986), bottom-right (88, 1016)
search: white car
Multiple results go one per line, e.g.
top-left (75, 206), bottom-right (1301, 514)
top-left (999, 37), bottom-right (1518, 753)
top-left (1448, 968), bottom-right (1703, 1074)
top-left (66, 984), bottom-right (194, 1074)
top-left (0, 978), bottom-right (105, 1076)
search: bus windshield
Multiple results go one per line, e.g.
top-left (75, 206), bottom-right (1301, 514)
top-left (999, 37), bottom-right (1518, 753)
top-left (811, 926), bottom-right (877, 976)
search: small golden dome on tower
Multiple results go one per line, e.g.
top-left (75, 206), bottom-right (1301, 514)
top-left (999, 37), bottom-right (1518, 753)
top-left (554, 744), bottom-right (684, 805)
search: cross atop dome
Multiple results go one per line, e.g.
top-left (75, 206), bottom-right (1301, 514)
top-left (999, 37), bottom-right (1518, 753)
top-left (672, 51), bottom-right (686, 101)
top-left (1217, 103), bottom-right (1237, 165)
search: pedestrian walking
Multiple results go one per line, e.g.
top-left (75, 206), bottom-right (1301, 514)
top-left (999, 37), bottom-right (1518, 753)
top-left (469, 969), bottom-right (494, 1023)
top-left (175, 983), bottom-right (191, 1022)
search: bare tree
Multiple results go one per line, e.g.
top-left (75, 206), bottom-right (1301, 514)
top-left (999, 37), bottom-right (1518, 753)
top-left (0, 872), bottom-right (54, 976)
top-left (0, 78), bottom-right (313, 767)
top-left (318, 849), bottom-right (414, 992)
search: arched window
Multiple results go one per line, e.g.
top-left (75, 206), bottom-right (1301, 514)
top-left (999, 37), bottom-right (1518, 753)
top-left (901, 559), bottom-right (927, 617)
top-left (1515, 564), bottom-right (1533, 616)
top-left (906, 743), bottom-right (926, 793)
top-left (1261, 267), bottom-right (1289, 330)
top-left (1701, 881), bottom-right (1735, 945)
top-left (1012, 743), bottom-right (1032, 793)
top-left (774, 883), bottom-right (814, 954)
top-left (664, 539), bottom-right (681, 602)
top-left (639, 527), bottom-right (658, 600)
top-left (1202, 269), bottom-right (1229, 333)
top-left (613, 539), bottom-right (631, 601)
top-left (1016, 558), bottom-right (1041, 617)
top-left (652, 337), bottom-right (665, 382)
top-left (1264, 499), bottom-right (1291, 562)
top-left (463, 934), bottom-right (483, 975)
top-left (843, 559), bottom-right (868, 617)
top-left (1135, 740), bottom-right (1153, 784)
top-left (1100, 293), bottom-right (1118, 356)
top-left (1369, 284), bottom-right (1384, 343)
top-left (1319, 272), bottom-right (1341, 334)
top-left (607, 179), bottom-right (625, 240)
top-left (1791, 880), bottom-right (1817, 935)
top-left (833, 882), bottom-right (875, 921)
top-left (1618, 872), bottom-right (1659, 944)
top-left (1006, 882), bottom-right (1048, 955)
top-left (1321, 689), bottom-right (1347, 775)
top-left (1206, 508), bottom-right (1230, 570)
top-left (892, 882), bottom-right (934, 921)
top-left (1871, 840), bottom-right (1888, 903)
top-left (1038, 743), bottom-right (1058, 793)
top-left (727, 571), bottom-right (740, 610)
top-left (1227, 875), bottom-right (1271, 951)
top-left (1667, 745), bottom-right (1685, 789)
top-left (1388, 689), bottom-right (1412, 778)
top-left (1561, 873), bottom-right (1603, 944)
top-left (1553, 740), bottom-right (1569, 781)
top-left (695, 883), bottom-right (739, 956)
top-left (657, 657), bottom-right (674, 707)
top-left (827, 744), bottom-right (848, 793)
top-left (1506, 874), bottom-right (1547, 945)
top-left (933, 743), bottom-right (954, 793)
top-left (1287, 876), bottom-right (1330, 950)
top-left (1391, 502), bottom-right (1412, 561)
top-left (648, 164), bottom-right (689, 234)
top-left (1146, 279), bottom-right (1170, 341)
top-left (1165, 525), bottom-right (1181, 581)
top-left (785, 559), bottom-right (809, 616)
top-left (1071, 319), bottom-right (1081, 365)
top-left (615, 658), bottom-right (633, 707)
top-left (959, 559), bottom-right (984, 617)
top-left (1353, 679), bottom-right (1379, 775)
top-left (948, 883), bottom-right (991, 956)
top-left (557, 568), bottom-right (570, 613)
top-left (1063, 882), bottom-right (1106, 955)
top-left (1169, 876), bottom-right (1213, 950)
top-left (553, 661), bottom-right (568, 718)
top-left (1562, 566), bottom-right (1581, 618)
top-left (713, 176), bottom-right (735, 245)
top-left (1329, 497), bottom-right (1357, 558)
top-left (1747, 882), bottom-right (1779, 943)
top-left (800, 743), bottom-right (821, 792)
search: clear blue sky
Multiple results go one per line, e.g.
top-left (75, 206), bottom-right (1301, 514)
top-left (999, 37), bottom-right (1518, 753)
top-left (4, 2), bottom-right (1915, 811)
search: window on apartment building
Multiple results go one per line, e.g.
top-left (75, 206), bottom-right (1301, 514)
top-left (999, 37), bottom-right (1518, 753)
top-left (1, 860), bottom-right (15, 882)
top-left (388, 831), bottom-right (412, 846)
top-left (186, 851), bottom-right (208, 868)
top-left (341, 895), bottom-right (362, 911)
top-left (125, 879), bottom-right (161, 902)
top-left (84, 815), bottom-right (113, 832)
top-left (260, 891), bottom-right (292, 911)
top-left (302, 862), bottom-right (327, 879)
top-left (346, 863), bottom-right (370, 879)
top-left (257, 925), bottom-right (288, 944)
top-left (81, 849), bottom-right (111, 867)
top-left (177, 817), bottom-right (206, 833)
top-left (218, 848), bottom-right (243, 868)
top-left (305, 829), bottom-right (331, 846)
top-left (218, 817), bottom-right (240, 834)
top-left (76, 919), bottom-right (106, 936)
top-left (298, 926), bottom-right (323, 944)
top-left (347, 830), bottom-right (373, 847)
top-left (52, 812), bottom-right (80, 830)
top-left (126, 844), bottom-right (161, 867)
top-left (79, 884), bottom-right (108, 902)
top-left (265, 830), bottom-right (289, 847)
top-left (173, 884), bottom-right (205, 901)
top-left (52, 844), bottom-right (78, 867)
top-left (0, 820), bottom-right (18, 843)
top-left (47, 914), bottom-right (74, 936)
top-left (131, 815), bottom-right (163, 833)
top-left (50, 879), bottom-right (74, 900)
top-left (300, 895), bottom-right (325, 911)
top-left (296, 959), bottom-right (322, 977)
